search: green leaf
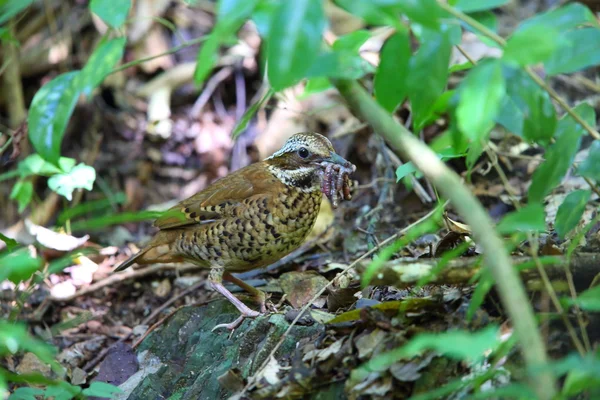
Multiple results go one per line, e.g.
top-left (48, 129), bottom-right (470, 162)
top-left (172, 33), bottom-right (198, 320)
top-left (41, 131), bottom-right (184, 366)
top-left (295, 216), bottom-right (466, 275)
top-left (374, 29), bottom-right (411, 113)
top-left (502, 67), bottom-right (556, 144)
top-left (8, 387), bottom-right (44, 400)
top-left (43, 382), bottom-right (82, 400)
top-left (266, 0), bottom-right (326, 90)
top-left (89, 0), bottom-right (131, 29)
top-left (396, 0), bottom-right (442, 28)
top-left (252, 0), bottom-right (278, 37)
top-left (80, 37), bottom-right (126, 96)
top-left (496, 203), bottom-right (546, 234)
top-left (0, 0), bottom-right (36, 26)
top-left (519, 3), bottom-right (598, 32)
top-left (334, 0), bottom-right (400, 27)
top-left (578, 141), bottom-right (600, 181)
top-left (555, 190), bottom-right (591, 240)
top-left (0, 247), bottom-right (42, 283)
top-left (232, 88), bottom-right (274, 138)
top-left (306, 50), bottom-right (373, 80)
top-left (0, 233), bottom-right (18, 251)
top-left (503, 25), bottom-right (562, 66)
top-left (10, 180), bottom-right (33, 213)
top-left (495, 96), bottom-right (523, 136)
top-left (302, 77), bottom-right (333, 96)
top-left (28, 71), bottom-right (81, 165)
top-left (47, 163), bottom-right (96, 201)
top-left (17, 154), bottom-right (63, 177)
top-left (570, 285), bottom-right (600, 311)
top-left (194, 32), bottom-right (222, 86)
top-left (218, 0), bottom-right (260, 22)
top-left (395, 162), bottom-right (418, 181)
top-left (562, 365), bottom-right (600, 397)
top-left (545, 28), bottom-right (600, 75)
top-left (528, 103), bottom-right (593, 203)
top-left (408, 27), bottom-right (453, 130)
top-left (456, 58), bottom-right (505, 140)
top-left (333, 30), bottom-right (371, 53)
top-left (82, 382), bottom-right (123, 398)
top-left (454, 0), bottom-right (509, 12)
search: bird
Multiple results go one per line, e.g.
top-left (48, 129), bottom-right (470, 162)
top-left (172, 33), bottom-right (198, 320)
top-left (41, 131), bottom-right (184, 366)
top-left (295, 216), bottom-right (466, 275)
top-left (114, 132), bottom-right (355, 330)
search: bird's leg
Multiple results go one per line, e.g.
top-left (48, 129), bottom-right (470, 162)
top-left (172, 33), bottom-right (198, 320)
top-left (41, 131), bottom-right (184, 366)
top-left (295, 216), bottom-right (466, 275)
top-left (223, 271), bottom-right (268, 313)
top-left (209, 267), bottom-right (260, 331)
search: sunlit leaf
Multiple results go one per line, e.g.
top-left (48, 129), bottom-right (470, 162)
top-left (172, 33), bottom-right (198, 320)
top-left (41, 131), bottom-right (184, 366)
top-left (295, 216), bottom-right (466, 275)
top-left (456, 58), bottom-right (505, 140)
top-left (266, 0), bottom-right (326, 90)
top-left (80, 37), bottom-right (126, 96)
top-left (545, 28), bottom-right (600, 75)
top-left (396, 0), bottom-right (442, 28)
top-left (519, 2), bottom-right (598, 32)
top-left (0, 247), bottom-right (42, 284)
top-left (555, 190), bottom-right (591, 240)
top-left (47, 163), bottom-right (96, 201)
top-left (503, 25), bottom-right (563, 66)
top-left (496, 203), bottom-right (546, 234)
top-left (90, 0), bottom-right (131, 29)
top-left (375, 28), bottom-right (411, 112)
top-left (333, 30), bottom-right (371, 52)
top-left (28, 71), bottom-right (81, 165)
top-left (0, 233), bottom-right (18, 251)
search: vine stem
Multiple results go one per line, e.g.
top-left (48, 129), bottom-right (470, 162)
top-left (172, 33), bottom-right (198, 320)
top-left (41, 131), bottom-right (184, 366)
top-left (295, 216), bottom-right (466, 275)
top-left (437, 0), bottom-right (600, 140)
top-left (331, 78), bottom-right (557, 400)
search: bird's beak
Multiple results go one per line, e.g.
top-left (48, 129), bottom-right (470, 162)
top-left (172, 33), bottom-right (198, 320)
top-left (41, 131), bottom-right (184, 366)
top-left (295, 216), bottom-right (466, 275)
top-left (327, 152), bottom-right (353, 169)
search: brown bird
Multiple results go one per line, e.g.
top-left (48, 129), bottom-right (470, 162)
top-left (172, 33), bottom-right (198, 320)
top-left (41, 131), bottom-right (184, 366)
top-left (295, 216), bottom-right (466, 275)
top-left (115, 132), bottom-right (355, 330)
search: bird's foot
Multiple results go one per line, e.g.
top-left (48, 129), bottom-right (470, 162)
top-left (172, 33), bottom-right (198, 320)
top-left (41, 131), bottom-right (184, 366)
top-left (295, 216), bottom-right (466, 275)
top-left (212, 308), bottom-right (261, 332)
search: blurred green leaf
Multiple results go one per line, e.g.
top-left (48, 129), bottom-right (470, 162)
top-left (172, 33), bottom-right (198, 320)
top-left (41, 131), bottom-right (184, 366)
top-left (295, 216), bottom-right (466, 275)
top-left (8, 387), bottom-right (44, 400)
top-left (503, 25), bottom-right (562, 66)
top-left (545, 28), bottom-right (600, 75)
top-left (306, 50), bottom-right (373, 80)
top-left (495, 96), bottom-right (523, 136)
top-left (82, 382), bottom-right (122, 398)
top-left (464, 11), bottom-right (501, 48)
top-left (555, 190), bottom-right (591, 240)
top-left (0, 322), bottom-right (57, 366)
top-left (520, 3), bottom-right (598, 32)
top-left (57, 192), bottom-right (126, 224)
top-left (408, 27), bottom-right (453, 130)
top-left (47, 163), bottom-right (96, 201)
top-left (302, 77), bottom-right (333, 96)
top-left (578, 141), bottom-right (600, 181)
top-left (252, 0), bottom-right (278, 37)
top-left (232, 88), bottom-right (274, 138)
top-left (333, 30), bottom-right (371, 52)
top-left (10, 180), bottom-right (33, 213)
top-left (89, 0), bottom-right (131, 29)
top-left (69, 210), bottom-right (163, 231)
top-left (528, 103), bottom-right (594, 203)
top-left (396, 0), bottom-right (442, 28)
top-left (496, 204), bottom-right (546, 234)
top-left (570, 285), bottom-right (600, 311)
top-left (456, 58), bottom-right (505, 140)
top-left (194, 32), bottom-right (222, 85)
top-left (43, 382), bottom-right (82, 400)
top-left (0, 0), bottom-right (36, 26)
top-left (80, 37), bottom-right (126, 96)
top-left (454, 0), bottom-right (508, 12)
top-left (375, 29), bottom-right (411, 113)
top-left (0, 247), bottom-right (42, 283)
top-left (18, 154), bottom-right (63, 177)
top-left (562, 364), bottom-right (600, 397)
top-left (218, 0), bottom-right (259, 22)
top-left (266, 0), bottom-right (326, 90)
top-left (334, 0), bottom-right (400, 27)
top-left (28, 71), bottom-right (80, 165)
top-left (502, 67), bottom-right (556, 144)
top-left (0, 233), bottom-right (18, 251)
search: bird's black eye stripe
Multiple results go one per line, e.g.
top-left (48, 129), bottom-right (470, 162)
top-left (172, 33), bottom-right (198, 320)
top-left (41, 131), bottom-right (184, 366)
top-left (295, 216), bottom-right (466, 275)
top-left (298, 147), bottom-right (309, 158)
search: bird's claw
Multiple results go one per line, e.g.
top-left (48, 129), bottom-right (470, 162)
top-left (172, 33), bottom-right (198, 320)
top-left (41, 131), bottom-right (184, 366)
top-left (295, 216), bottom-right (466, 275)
top-left (212, 309), bottom-right (261, 332)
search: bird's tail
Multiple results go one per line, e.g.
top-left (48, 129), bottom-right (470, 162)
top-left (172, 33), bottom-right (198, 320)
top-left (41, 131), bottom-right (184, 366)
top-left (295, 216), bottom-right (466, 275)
top-left (114, 231), bottom-right (184, 272)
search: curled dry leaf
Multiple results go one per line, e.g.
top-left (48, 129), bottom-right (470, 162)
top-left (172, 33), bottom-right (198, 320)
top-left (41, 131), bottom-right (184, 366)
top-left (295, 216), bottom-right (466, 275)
top-left (25, 219), bottom-right (89, 252)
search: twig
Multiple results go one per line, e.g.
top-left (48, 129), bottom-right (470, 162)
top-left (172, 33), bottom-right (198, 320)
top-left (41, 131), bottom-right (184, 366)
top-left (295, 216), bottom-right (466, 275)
top-left (2, 20), bottom-right (27, 130)
top-left (237, 203), bottom-right (445, 397)
top-left (190, 66), bottom-right (234, 117)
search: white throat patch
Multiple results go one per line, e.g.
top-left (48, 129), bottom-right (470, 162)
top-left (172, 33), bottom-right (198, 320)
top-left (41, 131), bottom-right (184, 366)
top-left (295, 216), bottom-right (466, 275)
top-left (267, 165), bottom-right (320, 193)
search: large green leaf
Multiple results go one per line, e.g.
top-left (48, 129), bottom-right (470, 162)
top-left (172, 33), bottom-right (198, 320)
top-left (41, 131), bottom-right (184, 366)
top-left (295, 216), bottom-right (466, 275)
top-left (0, 0), bottom-right (36, 26)
top-left (578, 140), bottom-right (600, 181)
top-left (306, 50), bottom-right (373, 80)
top-left (80, 37), bottom-right (126, 96)
top-left (519, 3), bottom-right (598, 32)
top-left (545, 28), bottom-right (600, 75)
top-left (454, 0), bottom-right (509, 12)
top-left (90, 0), bottom-right (131, 29)
top-left (333, 30), bottom-right (371, 52)
top-left (193, 32), bottom-right (222, 85)
top-left (28, 71), bottom-right (81, 165)
top-left (528, 103), bottom-right (594, 203)
top-left (456, 58), bottom-right (505, 140)
top-left (503, 25), bottom-right (562, 66)
top-left (334, 0), bottom-right (400, 27)
top-left (266, 0), bottom-right (326, 90)
top-left (496, 204), bottom-right (546, 234)
top-left (82, 382), bottom-right (122, 398)
top-left (396, 0), bottom-right (442, 28)
top-left (495, 96), bottom-right (523, 136)
top-left (555, 190), bottom-right (591, 240)
top-left (408, 27), bottom-right (453, 130)
top-left (0, 247), bottom-right (42, 284)
top-left (570, 285), bottom-right (600, 311)
top-left (502, 67), bottom-right (556, 144)
top-left (374, 29), bottom-right (411, 113)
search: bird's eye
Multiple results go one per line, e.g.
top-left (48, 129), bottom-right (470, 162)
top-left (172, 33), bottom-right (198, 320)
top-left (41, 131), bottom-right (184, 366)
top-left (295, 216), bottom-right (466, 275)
top-left (298, 147), bottom-right (310, 158)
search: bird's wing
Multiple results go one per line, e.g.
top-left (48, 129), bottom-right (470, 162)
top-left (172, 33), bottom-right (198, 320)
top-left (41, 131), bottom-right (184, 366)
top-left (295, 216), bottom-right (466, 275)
top-left (153, 162), bottom-right (276, 230)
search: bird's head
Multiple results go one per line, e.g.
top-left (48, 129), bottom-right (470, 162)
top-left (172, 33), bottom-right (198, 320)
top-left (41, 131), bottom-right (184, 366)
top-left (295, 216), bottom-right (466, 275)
top-left (265, 132), bottom-right (355, 194)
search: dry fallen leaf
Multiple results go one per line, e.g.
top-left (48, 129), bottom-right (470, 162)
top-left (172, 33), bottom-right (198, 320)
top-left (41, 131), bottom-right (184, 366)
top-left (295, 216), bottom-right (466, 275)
top-left (279, 271), bottom-right (329, 308)
top-left (25, 219), bottom-right (89, 251)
